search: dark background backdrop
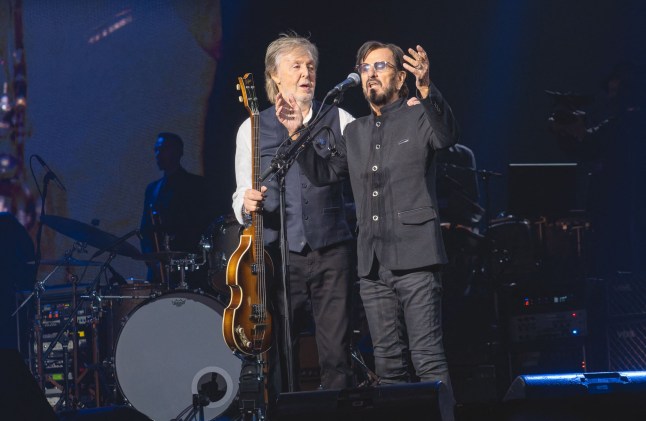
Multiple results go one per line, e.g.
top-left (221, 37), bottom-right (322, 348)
top-left (206, 0), bottom-right (646, 220)
top-left (2, 0), bottom-right (646, 412)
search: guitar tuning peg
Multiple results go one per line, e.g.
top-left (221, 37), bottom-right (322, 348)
top-left (236, 84), bottom-right (240, 91)
top-left (238, 96), bottom-right (243, 103)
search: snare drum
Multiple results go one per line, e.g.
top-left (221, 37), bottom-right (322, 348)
top-left (113, 290), bottom-right (241, 421)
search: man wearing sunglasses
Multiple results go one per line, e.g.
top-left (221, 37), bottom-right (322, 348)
top-left (280, 40), bottom-right (459, 420)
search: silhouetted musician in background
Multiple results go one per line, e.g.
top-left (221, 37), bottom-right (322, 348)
top-left (139, 132), bottom-right (216, 292)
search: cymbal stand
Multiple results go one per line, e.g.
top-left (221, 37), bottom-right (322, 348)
top-left (29, 165), bottom-right (53, 390)
top-left (12, 245), bottom-right (83, 392)
top-left (54, 331), bottom-right (72, 411)
top-left (70, 271), bottom-right (80, 405)
top-left (41, 250), bottom-right (115, 409)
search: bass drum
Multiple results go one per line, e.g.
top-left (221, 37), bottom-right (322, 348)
top-left (203, 214), bottom-right (243, 297)
top-left (113, 291), bottom-right (241, 421)
top-left (101, 282), bottom-right (159, 356)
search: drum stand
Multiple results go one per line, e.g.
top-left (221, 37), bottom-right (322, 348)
top-left (171, 393), bottom-right (209, 421)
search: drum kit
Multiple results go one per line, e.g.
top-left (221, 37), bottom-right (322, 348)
top-left (15, 213), bottom-right (244, 420)
top-left (437, 159), bottom-right (591, 290)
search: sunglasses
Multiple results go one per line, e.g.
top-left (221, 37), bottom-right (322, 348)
top-left (355, 61), bottom-right (396, 74)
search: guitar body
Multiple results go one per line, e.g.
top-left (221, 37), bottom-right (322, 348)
top-left (223, 228), bottom-right (274, 355)
top-left (222, 73), bottom-right (274, 356)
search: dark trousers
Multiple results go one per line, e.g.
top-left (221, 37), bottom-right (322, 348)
top-left (359, 261), bottom-right (456, 421)
top-left (268, 240), bottom-right (355, 401)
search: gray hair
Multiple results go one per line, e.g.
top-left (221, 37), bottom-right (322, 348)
top-left (264, 31), bottom-right (319, 104)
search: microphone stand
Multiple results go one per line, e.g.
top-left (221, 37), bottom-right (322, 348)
top-left (260, 94), bottom-right (342, 393)
top-left (32, 171), bottom-right (52, 390)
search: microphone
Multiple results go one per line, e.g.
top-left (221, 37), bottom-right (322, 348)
top-left (34, 155), bottom-right (67, 192)
top-left (326, 73), bottom-right (360, 96)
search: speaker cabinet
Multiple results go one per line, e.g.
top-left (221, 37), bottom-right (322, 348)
top-left (607, 316), bottom-right (646, 371)
top-left (273, 381), bottom-right (451, 421)
top-left (503, 371), bottom-right (646, 420)
top-left (0, 348), bottom-right (58, 421)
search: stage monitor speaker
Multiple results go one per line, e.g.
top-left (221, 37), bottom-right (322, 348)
top-left (0, 348), bottom-right (58, 421)
top-left (502, 371), bottom-right (646, 420)
top-left (273, 381), bottom-right (452, 421)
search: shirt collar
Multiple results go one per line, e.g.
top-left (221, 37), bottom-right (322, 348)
top-left (372, 97), bottom-right (406, 117)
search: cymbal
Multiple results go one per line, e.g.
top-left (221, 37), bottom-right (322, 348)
top-left (132, 251), bottom-right (196, 263)
top-left (40, 215), bottom-right (142, 258)
top-left (34, 258), bottom-right (103, 267)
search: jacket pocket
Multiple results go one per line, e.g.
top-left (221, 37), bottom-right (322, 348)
top-left (397, 206), bottom-right (437, 225)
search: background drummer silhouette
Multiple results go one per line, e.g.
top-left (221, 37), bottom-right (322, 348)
top-left (139, 132), bottom-right (218, 292)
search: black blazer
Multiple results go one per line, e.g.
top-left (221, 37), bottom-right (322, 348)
top-left (297, 85), bottom-right (460, 276)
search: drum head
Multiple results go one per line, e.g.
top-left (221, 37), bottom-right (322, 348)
top-left (114, 291), bottom-right (241, 421)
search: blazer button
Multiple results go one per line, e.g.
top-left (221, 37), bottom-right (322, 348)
top-left (372, 165), bottom-right (378, 171)
top-left (372, 215), bottom-right (379, 221)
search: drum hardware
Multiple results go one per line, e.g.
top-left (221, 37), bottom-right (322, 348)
top-left (169, 248), bottom-right (207, 290)
top-left (24, 227), bottom-right (138, 410)
top-left (36, 258), bottom-right (104, 267)
top-left (13, 242), bottom-right (88, 401)
top-left (132, 246), bottom-right (208, 291)
top-left (38, 250), bottom-right (117, 409)
top-left (40, 215), bottom-right (142, 259)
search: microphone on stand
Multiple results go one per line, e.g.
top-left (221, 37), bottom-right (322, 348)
top-left (34, 154), bottom-right (67, 191)
top-left (326, 73), bottom-right (361, 96)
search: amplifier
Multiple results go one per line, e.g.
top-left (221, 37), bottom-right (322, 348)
top-left (41, 301), bottom-right (95, 329)
top-left (509, 309), bottom-right (587, 342)
top-left (606, 272), bottom-right (646, 318)
top-left (27, 296), bottom-right (99, 408)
